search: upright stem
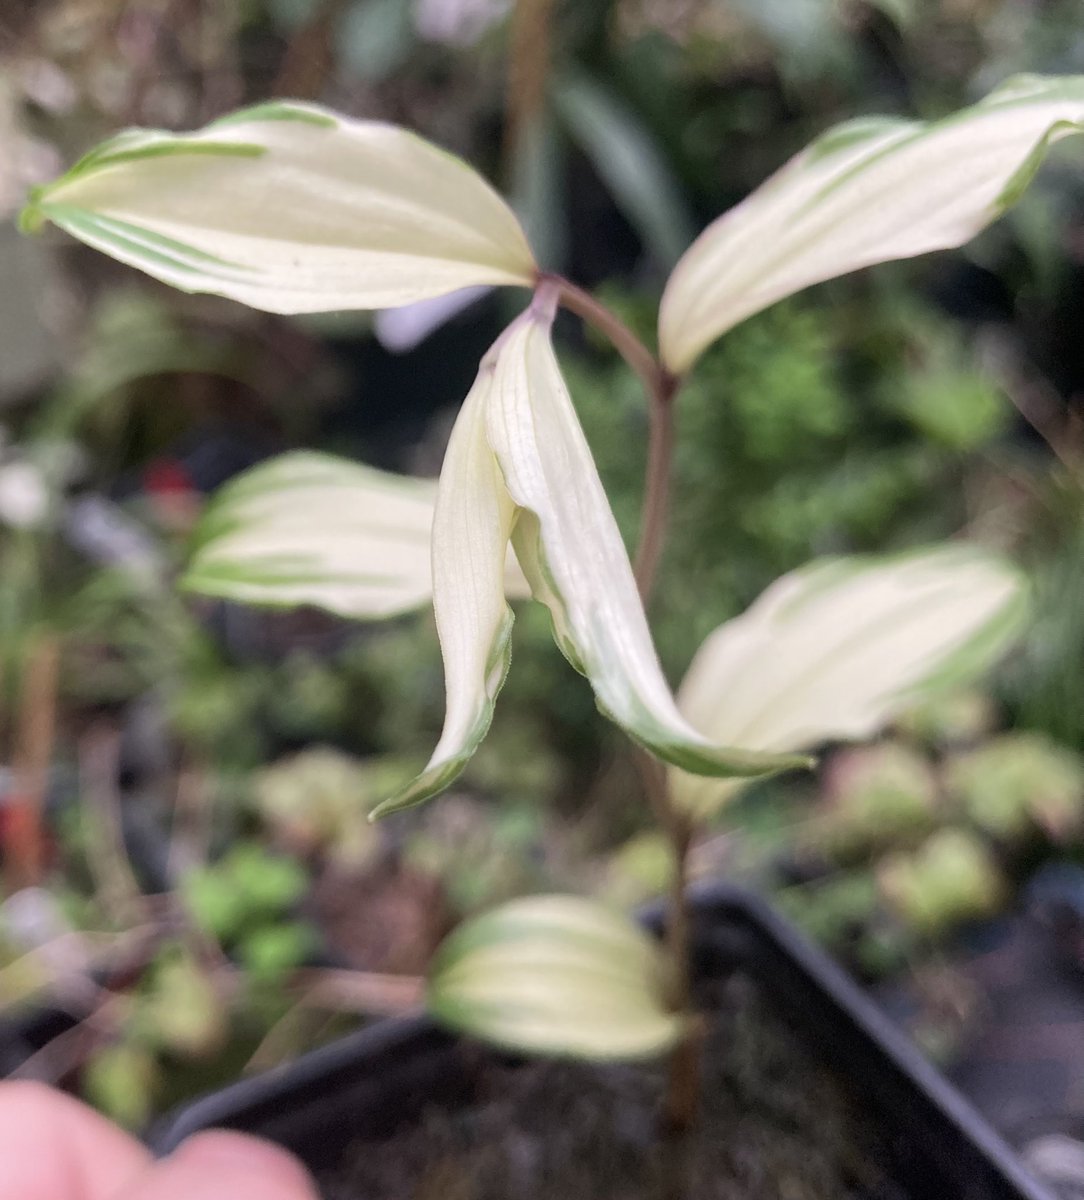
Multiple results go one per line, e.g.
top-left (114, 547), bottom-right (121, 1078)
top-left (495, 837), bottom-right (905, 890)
top-left (660, 811), bottom-right (703, 1139)
top-left (635, 372), bottom-right (678, 602)
top-left (547, 274), bottom-right (680, 599)
top-left (550, 276), bottom-right (700, 1163)
top-left (8, 634), bottom-right (59, 890)
top-left (547, 275), bottom-right (663, 408)
top-left (505, 0), bottom-right (557, 171)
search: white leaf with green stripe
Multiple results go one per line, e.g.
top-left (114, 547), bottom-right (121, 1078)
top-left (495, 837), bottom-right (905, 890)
top-left (183, 452), bottom-right (435, 619)
top-left (485, 293), bottom-right (809, 782)
top-left (374, 295), bottom-right (809, 817)
top-left (427, 894), bottom-right (681, 1061)
top-left (373, 359), bottom-right (517, 816)
top-left (23, 101), bottom-right (536, 314)
top-left (183, 451), bottom-right (530, 621)
top-left (672, 546), bottom-right (1028, 817)
top-left (660, 74), bottom-right (1084, 373)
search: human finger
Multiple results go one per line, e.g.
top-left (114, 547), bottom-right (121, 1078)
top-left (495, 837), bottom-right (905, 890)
top-left (0, 1080), bottom-right (151, 1200)
top-left (115, 1130), bottom-right (319, 1200)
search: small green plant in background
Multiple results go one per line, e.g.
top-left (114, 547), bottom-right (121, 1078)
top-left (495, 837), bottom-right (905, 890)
top-left (182, 843), bottom-right (315, 983)
top-left (24, 73), bottom-right (1084, 1177)
top-left (761, 695), bottom-right (1084, 975)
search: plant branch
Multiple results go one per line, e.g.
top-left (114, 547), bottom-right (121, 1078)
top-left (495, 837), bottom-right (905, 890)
top-left (660, 809), bottom-right (704, 1132)
top-left (547, 275), bottom-right (663, 407)
top-left (505, 0), bottom-right (557, 172)
top-left (635, 371), bottom-right (679, 601)
top-left (546, 270), bottom-right (699, 1162)
top-left (546, 274), bottom-right (682, 601)
top-left (9, 634), bottom-right (60, 890)
top-left (79, 725), bottom-right (148, 927)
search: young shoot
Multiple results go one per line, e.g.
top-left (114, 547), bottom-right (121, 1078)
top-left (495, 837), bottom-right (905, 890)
top-left (24, 72), bottom-right (1083, 1150)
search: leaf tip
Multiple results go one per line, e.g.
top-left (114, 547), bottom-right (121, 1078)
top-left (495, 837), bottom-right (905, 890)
top-left (17, 191), bottom-right (46, 235)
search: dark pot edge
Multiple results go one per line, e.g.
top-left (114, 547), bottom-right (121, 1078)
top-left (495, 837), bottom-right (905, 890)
top-left (4, 882), bottom-right (1056, 1200)
top-left (679, 882), bottom-right (1056, 1200)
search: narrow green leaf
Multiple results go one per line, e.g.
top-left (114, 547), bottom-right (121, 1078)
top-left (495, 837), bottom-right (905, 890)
top-left (554, 71), bottom-right (695, 269)
top-left (508, 106), bottom-right (568, 274)
top-left (338, 0), bottom-right (416, 81)
top-left (428, 895), bottom-right (682, 1061)
top-left (660, 74), bottom-right (1084, 373)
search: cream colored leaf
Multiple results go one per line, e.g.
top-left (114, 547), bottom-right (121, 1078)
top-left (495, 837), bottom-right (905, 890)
top-left (487, 295), bottom-right (810, 781)
top-left (183, 451), bottom-right (528, 621)
top-left (376, 299), bottom-right (808, 820)
top-left (427, 894), bottom-right (681, 1061)
top-left (673, 546), bottom-right (1028, 817)
top-left (184, 452), bottom-right (436, 619)
top-left (660, 74), bottom-right (1084, 373)
top-left (23, 101), bottom-right (536, 313)
top-left (370, 363), bottom-right (516, 817)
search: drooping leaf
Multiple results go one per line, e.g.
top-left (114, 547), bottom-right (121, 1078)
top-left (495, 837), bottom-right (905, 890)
top-left (487, 296), bottom-right (810, 781)
top-left (659, 74), bottom-right (1084, 373)
top-left (375, 298), bottom-right (808, 818)
top-left (370, 368), bottom-right (517, 817)
top-left (672, 546), bottom-right (1028, 816)
top-left (427, 894), bottom-right (681, 1061)
top-left (22, 101), bottom-right (536, 313)
top-left (183, 451), bottom-right (528, 620)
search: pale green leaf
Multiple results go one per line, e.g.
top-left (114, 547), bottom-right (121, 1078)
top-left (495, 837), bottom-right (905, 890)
top-left (183, 451), bottom-right (529, 621)
top-left (427, 894), bottom-right (681, 1061)
top-left (370, 367), bottom-right (517, 817)
top-left (672, 546), bottom-right (1028, 817)
top-left (660, 74), bottom-right (1084, 373)
top-left (23, 101), bottom-right (536, 313)
top-left (487, 296), bottom-right (810, 781)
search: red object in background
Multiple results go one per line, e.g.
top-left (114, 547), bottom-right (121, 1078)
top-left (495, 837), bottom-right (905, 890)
top-left (0, 793), bottom-right (51, 888)
top-left (143, 456), bottom-right (194, 500)
top-left (142, 457), bottom-right (201, 530)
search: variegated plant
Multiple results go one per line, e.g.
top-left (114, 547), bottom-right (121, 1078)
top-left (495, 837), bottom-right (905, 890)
top-left (25, 74), bottom-right (1082, 1122)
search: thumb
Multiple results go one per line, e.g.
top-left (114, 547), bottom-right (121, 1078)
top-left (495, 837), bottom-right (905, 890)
top-left (116, 1131), bottom-right (320, 1200)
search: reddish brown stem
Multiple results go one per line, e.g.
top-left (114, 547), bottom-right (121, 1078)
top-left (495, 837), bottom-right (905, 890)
top-left (547, 274), bottom-right (681, 601)
top-left (543, 272), bottom-right (700, 1181)
top-left (7, 635), bottom-right (59, 890)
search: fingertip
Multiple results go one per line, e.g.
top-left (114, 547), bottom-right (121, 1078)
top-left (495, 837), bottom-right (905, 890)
top-left (0, 1079), bottom-right (150, 1200)
top-left (175, 1129), bottom-right (317, 1188)
top-left (127, 1129), bottom-right (320, 1200)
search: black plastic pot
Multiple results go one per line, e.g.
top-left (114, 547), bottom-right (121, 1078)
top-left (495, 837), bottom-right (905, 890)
top-left (148, 883), bottom-right (1053, 1200)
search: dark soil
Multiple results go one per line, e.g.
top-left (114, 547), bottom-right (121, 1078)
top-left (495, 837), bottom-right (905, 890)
top-left (318, 973), bottom-right (898, 1200)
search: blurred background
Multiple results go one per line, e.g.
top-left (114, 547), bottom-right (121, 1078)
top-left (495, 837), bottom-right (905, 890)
top-left (3, 0), bottom-right (1084, 1175)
